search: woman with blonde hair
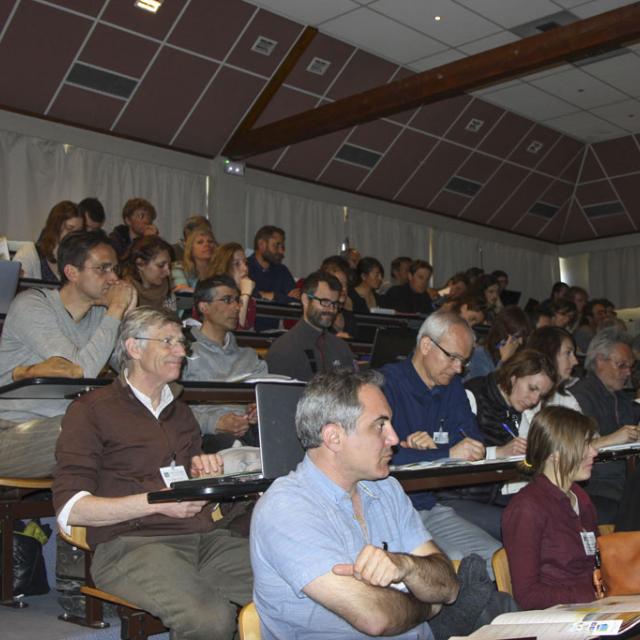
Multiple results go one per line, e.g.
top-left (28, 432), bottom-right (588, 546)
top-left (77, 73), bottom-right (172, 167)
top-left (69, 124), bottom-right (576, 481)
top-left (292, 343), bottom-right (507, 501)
top-left (502, 406), bottom-right (599, 609)
top-left (171, 227), bottom-right (217, 292)
top-left (209, 242), bottom-right (256, 330)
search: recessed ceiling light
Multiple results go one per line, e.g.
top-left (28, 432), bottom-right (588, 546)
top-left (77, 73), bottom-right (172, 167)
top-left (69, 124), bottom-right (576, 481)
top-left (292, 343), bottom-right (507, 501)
top-left (434, 15), bottom-right (442, 21)
top-left (135, 0), bottom-right (163, 13)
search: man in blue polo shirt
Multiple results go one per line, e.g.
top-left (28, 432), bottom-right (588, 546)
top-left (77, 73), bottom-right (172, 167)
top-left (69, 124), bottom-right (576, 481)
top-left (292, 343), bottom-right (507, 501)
top-left (380, 311), bottom-right (501, 571)
top-left (248, 225), bottom-right (300, 332)
top-left (251, 369), bottom-right (459, 639)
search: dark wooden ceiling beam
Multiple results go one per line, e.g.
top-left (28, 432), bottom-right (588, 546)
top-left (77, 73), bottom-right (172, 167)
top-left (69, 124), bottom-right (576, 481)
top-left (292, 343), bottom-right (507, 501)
top-left (222, 26), bottom-right (317, 156)
top-left (226, 2), bottom-right (640, 160)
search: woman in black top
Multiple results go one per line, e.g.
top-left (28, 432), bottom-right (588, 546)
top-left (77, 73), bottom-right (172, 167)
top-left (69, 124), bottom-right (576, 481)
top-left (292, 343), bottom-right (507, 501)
top-left (349, 256), bottom-right (384, 314)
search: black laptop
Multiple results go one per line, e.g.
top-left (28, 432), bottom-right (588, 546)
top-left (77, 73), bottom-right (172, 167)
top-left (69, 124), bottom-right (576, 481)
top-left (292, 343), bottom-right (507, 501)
top-left (368, 326), bottom-right (417, 369)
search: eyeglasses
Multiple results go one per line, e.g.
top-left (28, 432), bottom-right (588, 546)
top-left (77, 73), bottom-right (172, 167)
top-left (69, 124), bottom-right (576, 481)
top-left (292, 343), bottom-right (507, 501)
top-left (135, 336), bottom-right (189, 350)
top-left (430, 338), bottom-right (471, 369)
top-left (86, 264), bottom-right (118, 275)
top-left (307, 293), bottom-right (339, 309)
top-left (606, 358), bottom-right (634, 371)
top-left (212, 295), bottom-right (241, 305)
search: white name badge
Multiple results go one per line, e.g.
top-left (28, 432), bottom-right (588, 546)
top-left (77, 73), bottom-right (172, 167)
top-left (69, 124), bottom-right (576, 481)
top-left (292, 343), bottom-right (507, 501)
top-left (159, 464), bottom-right (189, 488)
top-left (581, 531), bottom-right (597, 556)
top-left (433, 430), bottom-right (449, 445)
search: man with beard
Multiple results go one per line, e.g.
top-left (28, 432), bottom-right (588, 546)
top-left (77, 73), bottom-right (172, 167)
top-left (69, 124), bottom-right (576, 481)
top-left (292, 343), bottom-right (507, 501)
top-left (182, 275), bottom-right (268, 450)
top-left (248, 225), bottom-right (300, 332)
top-left (266, 271), bottom-right (355, 381)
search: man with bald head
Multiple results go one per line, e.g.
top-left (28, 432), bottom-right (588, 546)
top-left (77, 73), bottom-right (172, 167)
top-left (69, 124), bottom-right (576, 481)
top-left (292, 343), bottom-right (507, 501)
top-left (379, 311), bottom-right (501, 570)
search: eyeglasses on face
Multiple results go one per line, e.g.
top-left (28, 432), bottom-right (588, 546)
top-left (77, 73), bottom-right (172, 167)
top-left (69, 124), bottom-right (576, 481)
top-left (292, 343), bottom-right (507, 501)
top-left (211, 295), bottom-right (241, 305)
top-left (606, 358), bottom-right (634, 371)
top-left (86, 264), bottom-right (118, 275)
top-left (430, 338), bottom-right (471, 368)
top-left (135, 336), bottom-right (189, 350)
top-left (307, 293), bottom-right (339, 309)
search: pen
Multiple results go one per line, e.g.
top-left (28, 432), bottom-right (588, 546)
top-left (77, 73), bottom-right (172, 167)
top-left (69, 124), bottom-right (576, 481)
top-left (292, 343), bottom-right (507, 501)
top-left (500, 422), bottom-right (517, 439)
top-left (458, 428), bottom-right (467, 438)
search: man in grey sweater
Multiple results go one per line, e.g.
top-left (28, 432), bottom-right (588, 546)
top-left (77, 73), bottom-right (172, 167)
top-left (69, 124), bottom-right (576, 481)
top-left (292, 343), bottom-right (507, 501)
top-left (0, 231), bottom-right (136, 476)
top-left (183, 275), bottom-right (267, 449)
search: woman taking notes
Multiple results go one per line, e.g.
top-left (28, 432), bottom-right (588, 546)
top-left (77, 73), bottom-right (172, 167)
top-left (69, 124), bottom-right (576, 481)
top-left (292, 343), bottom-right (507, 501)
top-left (502, 406), bottom-right (599, 609)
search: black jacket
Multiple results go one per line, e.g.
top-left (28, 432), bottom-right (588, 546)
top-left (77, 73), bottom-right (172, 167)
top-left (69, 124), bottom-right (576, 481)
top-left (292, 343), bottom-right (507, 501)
top-left (382, 283), bottom-right (434, 315)
top-left (108, 224), bottom-right (132, 260)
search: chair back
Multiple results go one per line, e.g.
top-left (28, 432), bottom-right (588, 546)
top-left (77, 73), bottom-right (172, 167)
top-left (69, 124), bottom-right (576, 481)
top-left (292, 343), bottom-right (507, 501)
top-left (492, 548), bottom-right (512, 595)
top-left (239, 602), bottom-right (261, 640)
top-left (58, 525), bottom-right (90, 551)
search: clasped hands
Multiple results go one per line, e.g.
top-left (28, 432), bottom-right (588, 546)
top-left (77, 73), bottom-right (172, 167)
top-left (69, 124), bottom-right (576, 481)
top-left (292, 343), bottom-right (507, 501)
top-left (333, 543), bottom-right (409, 589)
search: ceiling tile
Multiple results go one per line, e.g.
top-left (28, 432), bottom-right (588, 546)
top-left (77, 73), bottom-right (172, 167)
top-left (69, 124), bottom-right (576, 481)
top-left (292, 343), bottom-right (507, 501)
top-left (327, 49), bottom-right (397, 101)
top-left (226, 9), bottom-right (303, 77)
top-left (508, 124), bottom-right (562, 168)
top-left (541, 180), bottom-right (574, 206)
top-left (560, 152), bottom-right (583, 182)
top-left (473, 78), bottom-right (522, 97)
top-left (409, 48), bottom-right (465, 72)
top-left (613, 174), bottom-right (640, 228)
top-left (276, 130), bottom-right (350, 181)
top-left (592, 135), bottom-right (640, 176)
top-left (457, 153), bottom-right (502, 183)
top-left (580, 52), bottom-right (640, 98)
top-left (445, 99), bottom-right (505, 148)
top-left (321, 160), bottom-right (370, 191)
top-left (430, 190), bottom-right (469, 217)
top-left (386, 67), bottom-right (419, 124)
top-left (570, 0), bottom-right (638, 19)
top-left (579, 146), bottom-right (606, 181)
top-left (249, 0), bottom-right (359, 24)
top-left (591, 99), bottom-right (640, 134)
top-left (544, 111), bottom-right (626, 142)
top-left (169, 0), bottom-right (257, 61)
top-left (0, 0), bottom-right (17, 31)
top-left (537, 202), bottom-right (570, 242)
top-left (102, 0), bottom-right (188, 40)
top-left (284, 32), bottom-right (355, 95)
top-left (490, 172), bottom-right (553, 228)
top-left (360, 129), bottom-right (437, 199)
top-left (512, 214), bottom-right (546, 236)
top-left (321, 6), bottom-right (445, 64)
top-left (115, 47), bottom-right (217, 145)
top-left (372, 0), bottom-right (500, 46)
top-left (175, 66), bottom-right (264, 156)
top-left (458, 31), bottom-right (519, 55)
top-left (45, 0), bottom-right (103, 15)
top-left (590, 212), bottom-right (634, 237)
top-left (0, 0), bottom-right (90, 113)
top-left (478, 111), bottom-right (533, 158)
top-left (80, 24), bottom-right (158, 78)
top-left (48, 84), bottom-right (123, 131)
top-left (522, 63), bottom-right (573, 83)
top-left (536, 136), bottom-right (583, 175)
top-left (254, 86), bottom-right (318, 127)
top-left (559, 201), bottom-right (597, 242)
top-left (576, 180), bottom-right (617, 205)
top-left (484, 83), bottom-right (579, 120)
top-left (349, 119), bottom-right (403, 152)
top-left (531, 67), bottom-right (627, 110)
top-left (247, 148), bottom-right (284, 170)
top-left (454, 0), bottom-right (560, 29)
top-left (411, 94), bottom-right (473, 137)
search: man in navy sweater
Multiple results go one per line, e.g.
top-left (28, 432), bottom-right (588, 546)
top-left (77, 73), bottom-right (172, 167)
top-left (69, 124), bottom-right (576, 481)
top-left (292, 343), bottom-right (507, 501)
top-left (380, 311), bottom-right (501, 572)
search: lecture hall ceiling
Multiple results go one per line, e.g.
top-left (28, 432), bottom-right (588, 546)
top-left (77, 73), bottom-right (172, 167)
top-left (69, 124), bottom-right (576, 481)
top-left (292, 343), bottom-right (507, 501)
top-left (0, 0), bottom-right (639, 243)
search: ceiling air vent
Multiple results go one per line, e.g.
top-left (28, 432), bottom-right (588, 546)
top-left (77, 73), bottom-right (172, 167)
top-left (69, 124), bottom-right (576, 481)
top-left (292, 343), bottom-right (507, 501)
top-left (444, 176), bottom-right (482, 197)
top-left (335, 144), bottom-right (381, 169)
top-left (527, 141), bottom-right (544, 154)
top-left (511, 11), bottom-right (578, 38)
top-left (307, 57), bottom-right (331, 76)
top-left (67, 63), bottom-right (137, 99)
top-left (583, 202), bottom-right (624, 218)
top-left (251, 36), bottom-right (278, 56)
top-left (529, 202), bottom-right (559, 219)
top-left (465, 118), bottom-right (484, 133)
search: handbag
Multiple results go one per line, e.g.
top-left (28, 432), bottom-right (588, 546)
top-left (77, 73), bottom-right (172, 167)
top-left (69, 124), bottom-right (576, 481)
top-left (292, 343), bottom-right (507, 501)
top-left (594, 532), bottom-right (640, 597)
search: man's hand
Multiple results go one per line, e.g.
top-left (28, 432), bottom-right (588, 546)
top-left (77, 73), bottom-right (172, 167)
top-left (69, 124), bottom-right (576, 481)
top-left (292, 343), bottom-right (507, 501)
top-left (496, 436), bottom-right (527, 458)
top-left (104, 280), bottom-right (137, 317)
top-left (450, 437), bottom-right (485, 461)
top-left (333, 544), bottom-right (409, 588)
top-left (143, 224), bottom-right (159, 236)
top-left (245, 404), bottom-right (258, 424)
top-left (598, 425), bottom-right (640, 447)
top-left (288, 288), bottom-right (302, 300)
top-left (12, 356), bottom-right (83, 381)
top-left (498, 334), bottom-right (522, 363)
top-left (217, 413), bottom-right (251, 437)
top-left (190, 453), bottom-right (224, 478)
top-left (155, 499), bottom-right (208, 519)
top-left (401, 431), bottom-right (437, 450)
top-left (259, 291), bottom-right (274, 301)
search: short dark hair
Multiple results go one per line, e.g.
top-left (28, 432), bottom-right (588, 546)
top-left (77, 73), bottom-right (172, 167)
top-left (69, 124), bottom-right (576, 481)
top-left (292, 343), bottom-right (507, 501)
top-left (356, 256), bottom-right (384, 280)
top-left (390, 256), bottom-right (412, 276)
top-left (585, 298), bottom-right (607, 318)
top-left (57, 231), bottom-right (114, 285)
top-left (551, 281), bottom-right (569, 295)
top-left (78, 198), bottom-right (106, 224)
top-left (254, 225), bottom-right (284, 251)
top-left (449, 271), bottom-right (470, 286)
top-left (320, 255), bottom-right (350, 275)
top-left (410, 259), bottom-right (433, 276)
top-left (492, 270), bottom-right (508, 280)
top-left (122, 197), bottom-right (156, 223)
top-left (486, 305), bottom-right (531, 364)
top-left (302, 271), bottom-right (341, 296)
top-left (194, 274), bottom-right (239, 306)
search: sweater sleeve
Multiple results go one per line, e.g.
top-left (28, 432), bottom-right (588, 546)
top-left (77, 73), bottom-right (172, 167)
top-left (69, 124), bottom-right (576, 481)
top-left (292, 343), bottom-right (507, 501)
top-left (13, 243), bottom-right (41, 279)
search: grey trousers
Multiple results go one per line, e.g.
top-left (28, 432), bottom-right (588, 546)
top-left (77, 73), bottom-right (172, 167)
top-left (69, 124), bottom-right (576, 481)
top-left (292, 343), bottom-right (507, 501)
top-left (91, 529), bottom-right (253, 640)
top-left (0, 416), bottom-right (62, 477)
top-left (420, 503), bottom-right (501, 579)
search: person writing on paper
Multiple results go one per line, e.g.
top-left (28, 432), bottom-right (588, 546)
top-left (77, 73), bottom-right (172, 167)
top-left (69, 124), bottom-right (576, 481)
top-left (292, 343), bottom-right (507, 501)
top-left (502, 406), bottom-right (599, 610)
top-left (251, 369), bottom-right (459, 639)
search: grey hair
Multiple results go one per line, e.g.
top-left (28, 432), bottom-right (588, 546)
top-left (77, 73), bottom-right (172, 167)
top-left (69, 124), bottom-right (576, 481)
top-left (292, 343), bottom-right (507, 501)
top-left (585, 326), bottom-right (633, 372)
top-left (296, 369), bottom-right (385, 449)
top-left (416, 310), bottom-right (474, 347)
top-left (113, 306), bottom-right (181, 371)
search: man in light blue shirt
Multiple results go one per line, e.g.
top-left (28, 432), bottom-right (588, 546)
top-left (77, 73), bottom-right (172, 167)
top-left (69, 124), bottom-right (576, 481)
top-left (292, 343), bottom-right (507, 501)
top-left (250, 369), bottom-right (459, 639)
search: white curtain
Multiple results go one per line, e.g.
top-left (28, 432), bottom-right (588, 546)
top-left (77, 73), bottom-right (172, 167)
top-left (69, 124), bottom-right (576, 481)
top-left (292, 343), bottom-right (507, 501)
top-left (589, 246), bottom-right (640, 309)
top-left (0, 129), bottom-right (207, 244)
top-left (345, 208), bottom-right (430, 277)
top-left (244, 186), bottom-right (345, 279)
top-left (431, 229), bottom-right (481, 286)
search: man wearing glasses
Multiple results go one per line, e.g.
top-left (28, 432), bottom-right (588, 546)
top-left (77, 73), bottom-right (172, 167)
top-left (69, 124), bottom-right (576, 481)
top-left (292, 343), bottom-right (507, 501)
top-left (0, 231), bottom-right (136, 477)
top-left (182, 275), bottom-right (268, 450)
top-left (379, 311), bottom-right (501, 573)
top-left (53, 307), bottom-right (252, 640)
top-left (571, 327), bottom-right (640, 525)
top-left (266, 271), bottom-right (355, 381)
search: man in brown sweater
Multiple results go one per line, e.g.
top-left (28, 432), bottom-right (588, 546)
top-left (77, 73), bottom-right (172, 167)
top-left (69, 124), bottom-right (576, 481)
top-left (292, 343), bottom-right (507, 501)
top-left (53, 307), bottom-right (252, 640)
